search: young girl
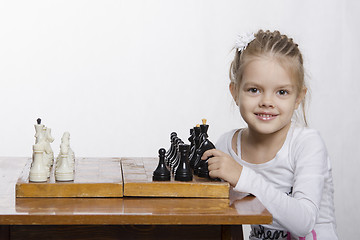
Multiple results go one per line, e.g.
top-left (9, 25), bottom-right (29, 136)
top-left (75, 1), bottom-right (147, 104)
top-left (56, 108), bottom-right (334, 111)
top-left (202, 30), bottom-right (338, 239)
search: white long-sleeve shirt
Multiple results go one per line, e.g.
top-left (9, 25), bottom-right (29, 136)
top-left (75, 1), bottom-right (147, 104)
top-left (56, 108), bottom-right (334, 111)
top-left (216, 123), bottom-right (338, 240)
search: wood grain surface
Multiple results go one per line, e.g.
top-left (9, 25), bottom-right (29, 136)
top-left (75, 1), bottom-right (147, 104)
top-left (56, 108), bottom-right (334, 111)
top-left (16, 158), bottom-right (123, 197)
top-left (122, 157), bottom-right (230, 198)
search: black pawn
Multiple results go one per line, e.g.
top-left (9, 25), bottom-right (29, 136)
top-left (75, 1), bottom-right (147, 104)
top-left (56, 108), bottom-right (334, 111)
top-left (175, 144), bottom-right (193, 181)
top-left (153, 148), bottom-right (171, 181)
top-left (37, 118), bottom-right (41, 124)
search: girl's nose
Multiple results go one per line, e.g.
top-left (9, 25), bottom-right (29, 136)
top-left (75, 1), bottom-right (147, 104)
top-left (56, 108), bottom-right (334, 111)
top-left (259, 95), bottom-right (275, 108)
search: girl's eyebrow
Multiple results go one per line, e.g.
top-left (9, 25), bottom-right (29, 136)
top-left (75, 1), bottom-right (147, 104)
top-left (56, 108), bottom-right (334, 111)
top-left (277, 84), bottom-right (294, 89)
top-left (242, 82), bottom-right (260, 87)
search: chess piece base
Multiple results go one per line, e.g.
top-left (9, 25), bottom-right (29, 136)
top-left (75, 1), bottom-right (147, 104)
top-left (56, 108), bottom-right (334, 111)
top-left (174, 174), bottom-right (193, 182)
top-left (55, 172), bottom-right (74, 181)
top-left (197, 171), bottom-right (210, 178)
top-left (152, 175), bottom-right (171, 181)
top-left (29, 172), bottom-right (47, 182)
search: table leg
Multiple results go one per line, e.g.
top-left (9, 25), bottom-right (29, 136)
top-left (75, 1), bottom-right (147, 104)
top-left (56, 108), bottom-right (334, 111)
top-left (221, 225), bottom-right (244, 240)
top-left (0, 225), bottom-right (10, 240)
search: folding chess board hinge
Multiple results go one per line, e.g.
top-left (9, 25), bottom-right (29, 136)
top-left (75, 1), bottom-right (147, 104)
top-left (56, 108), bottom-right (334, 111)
top-left (120, 158), bottom-right (125, 197)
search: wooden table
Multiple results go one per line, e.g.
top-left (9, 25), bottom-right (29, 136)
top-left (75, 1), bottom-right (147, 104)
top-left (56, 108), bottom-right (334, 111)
top-left (0, 157), bottom-right (272, 240)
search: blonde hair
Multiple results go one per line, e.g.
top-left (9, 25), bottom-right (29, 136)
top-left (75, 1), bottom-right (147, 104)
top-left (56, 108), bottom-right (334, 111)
top-left (229, 30), bottom-right (308, 126)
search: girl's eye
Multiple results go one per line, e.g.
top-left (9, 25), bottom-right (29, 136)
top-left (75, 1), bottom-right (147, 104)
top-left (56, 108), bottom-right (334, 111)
top-left (278, 89), bottom-right (289, 96)
top-left (248, 88), bottom-right (259, 94)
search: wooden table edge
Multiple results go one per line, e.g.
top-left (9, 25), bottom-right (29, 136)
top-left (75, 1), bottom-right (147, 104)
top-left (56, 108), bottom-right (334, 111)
top-left (0, 214), bottom-right (272, 225)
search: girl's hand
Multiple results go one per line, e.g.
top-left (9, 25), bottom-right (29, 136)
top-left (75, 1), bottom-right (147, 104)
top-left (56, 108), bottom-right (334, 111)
top-left (201, 149), bottom-right (243, 187)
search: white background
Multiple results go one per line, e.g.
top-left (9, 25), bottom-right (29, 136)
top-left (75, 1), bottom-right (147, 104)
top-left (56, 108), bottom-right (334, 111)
top-left (0, 0), bottom-right (359, 238)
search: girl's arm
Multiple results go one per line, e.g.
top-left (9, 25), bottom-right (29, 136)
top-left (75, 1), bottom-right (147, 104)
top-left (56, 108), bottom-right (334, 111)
top-left (202, 131), bottom-right (328, 238)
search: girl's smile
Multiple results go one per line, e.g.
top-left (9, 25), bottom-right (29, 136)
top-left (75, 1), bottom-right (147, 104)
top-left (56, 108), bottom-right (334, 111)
top-left (254, 112), bottom-right (279, 121)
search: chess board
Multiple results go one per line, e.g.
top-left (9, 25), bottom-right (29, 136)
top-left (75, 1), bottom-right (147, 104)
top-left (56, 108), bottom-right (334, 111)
top-left (16, 158), bottom-right (123, 197)
top-left (16, 157), bottom-right (229, 198)
top-left (122, 158), bottom-right (229, 198)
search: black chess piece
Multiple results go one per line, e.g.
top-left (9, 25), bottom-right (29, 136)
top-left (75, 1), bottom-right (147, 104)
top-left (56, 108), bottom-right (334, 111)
top-left (197, 138), bottom-right (216, 179)
top-left (193, 149), bottom-right (202, 175)
top-left (166, 136), bottom-right (180, 167)
top-left (37, 118), bottom-right (41, 124)
top-left (166, 132), bottom-right (177, 158)
top-left (153, 148), bottom-right (171, 181)
top-left (165, 134), bottom-right (177, 167)
top-left (175, 144), bottom-right (193, 181)
top-left (199, 123), bottom-right (209, 142)
top-left (188, 128), bottom-right (195, 151)
top-left (171, 139), bottom-right (184, 174)
top-left (197, 160), bottom-right (210, 178)
top-left (189, 126), bottom-right (201, 169)
top-left (198, 158), bottom-right (220, 181)
top-left (193, 139), bottom-right (215, 176)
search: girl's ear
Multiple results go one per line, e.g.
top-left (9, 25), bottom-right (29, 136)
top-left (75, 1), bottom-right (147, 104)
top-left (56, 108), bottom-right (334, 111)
top-left (229, 82), bottom-right (239, 105)
top-left (295, 87), bottom-right (307, 109)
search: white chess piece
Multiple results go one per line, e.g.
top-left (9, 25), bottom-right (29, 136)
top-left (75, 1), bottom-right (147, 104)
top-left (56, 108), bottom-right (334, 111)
top-left (68, 147), bottom-right (75, 171)
top-left (29, 144), bottom-right (47, 182)
top-left (34, 123), bottom-right (44, 144)
top-left (55, 144), bottom-right (74, 181)
top-left (56, 132), bottom-right (68, 169)
top-left (57, 132), bottom-right (75, 170)
top-left (36, 127), bottom-right (54, 178)
top-left (56, 149), bottom-right (62, 169)
top-left (44, 127), bottom-right (55, 167)
top-left (56, 142), bottom-right (67, 170)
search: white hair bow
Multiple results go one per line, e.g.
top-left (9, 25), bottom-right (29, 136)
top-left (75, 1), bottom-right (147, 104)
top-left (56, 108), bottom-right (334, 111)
top-left (235, 32), bottom-right (255, 52)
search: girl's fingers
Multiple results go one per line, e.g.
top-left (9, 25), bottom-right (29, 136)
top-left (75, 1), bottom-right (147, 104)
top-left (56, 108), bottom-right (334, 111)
top-left (201, 149), bottom-right (215, 160)
top-left (207, 157), bottom-right (221, 171)
top-left (209, 169), bottom-right (221, 179)
top-left (201, 149), bottom-right (224, 160)
top-left (207, 156), bottom-right (224, 167)
top-left (204, 152), bottom-right (243, 187)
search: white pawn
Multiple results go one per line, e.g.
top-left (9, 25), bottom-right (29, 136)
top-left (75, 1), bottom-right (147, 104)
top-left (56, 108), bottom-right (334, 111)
top-left (29, 144), bottom-right (47, 182)
top-left (55, 144), bottom-right (74, 181)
